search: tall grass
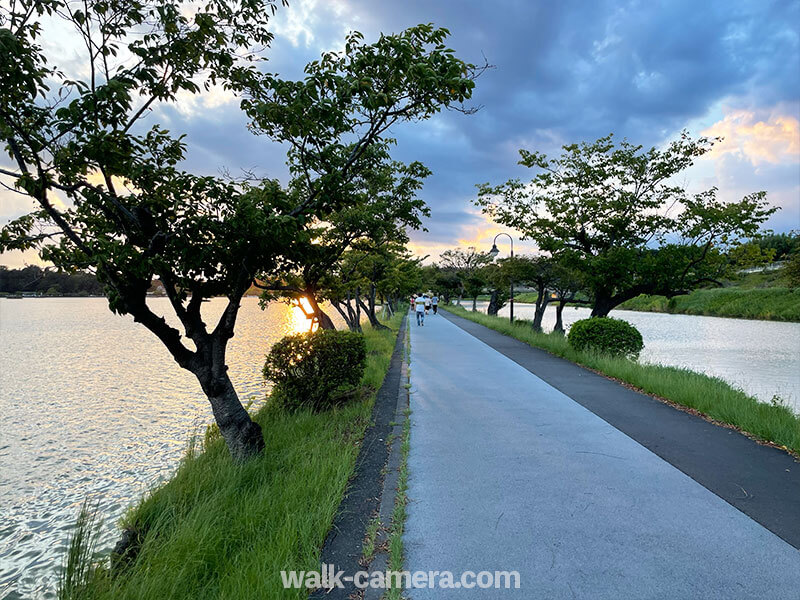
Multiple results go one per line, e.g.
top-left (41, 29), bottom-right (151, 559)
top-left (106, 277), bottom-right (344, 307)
top-left (619, 287), bottom-right (800, 321)
top-left (59, 501), bottom-right (103, 600)
top-left (443, 305), bottom-right (800, 455)
top-left (61, 312), bottom-right (404, 600)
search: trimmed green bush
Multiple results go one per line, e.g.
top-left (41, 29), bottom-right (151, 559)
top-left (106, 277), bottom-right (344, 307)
top-left (567, 317), bottom-right (643, 358)
top-left (263, 330), bottom-right (367, 412)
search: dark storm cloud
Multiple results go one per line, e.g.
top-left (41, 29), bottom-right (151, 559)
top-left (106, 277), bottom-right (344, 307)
top-left (5, 0), bottom-right (795, 269)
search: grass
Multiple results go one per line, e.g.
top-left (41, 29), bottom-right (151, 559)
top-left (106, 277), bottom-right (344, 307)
top-left (511, 270), bottom-right (800, 322)
top-left (385, 407), bottom-right (411, 600)
top-left (442, 305), bottom-right (800, 456)
top-left (617, 270), bottom-right (800, 322)
top-left (62, 311), bottom-right (404, 600)
top-left (619, 287), bottom-right (800, 321)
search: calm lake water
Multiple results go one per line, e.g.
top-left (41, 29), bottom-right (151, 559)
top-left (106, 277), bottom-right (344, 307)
top-left (1, 297), bottom-right (798, 598)
top-left (476, 301), bottom-right (800, 412)
top-left (0, 297), bottom-right (330, 600)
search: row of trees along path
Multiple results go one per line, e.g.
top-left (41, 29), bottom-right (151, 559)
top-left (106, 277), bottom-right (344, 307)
top-left (0, 1), bottom-right (483, 461)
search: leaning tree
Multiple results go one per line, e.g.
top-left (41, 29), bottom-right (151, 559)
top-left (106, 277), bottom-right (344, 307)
top-left (476, 133), bottom-right (776, 317)
top-left (0, 0), bottom-right (290, 462)
top-left (0, 1), bottom-right (479, 461)
top-left (236, 23), bottom-right (482, 323)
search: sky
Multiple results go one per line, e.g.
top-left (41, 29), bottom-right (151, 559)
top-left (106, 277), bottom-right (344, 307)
top-left (1, 0), bottom-right (799, 267)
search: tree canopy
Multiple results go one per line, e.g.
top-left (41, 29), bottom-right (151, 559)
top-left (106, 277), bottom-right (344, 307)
top-left (476, 133), bottom-right (776, 316)
top-left (0, 1), bottom-right (479, 460)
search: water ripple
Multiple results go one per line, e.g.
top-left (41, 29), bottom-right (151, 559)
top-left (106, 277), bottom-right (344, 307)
top-left (0, 297), bottom-right (332, 599)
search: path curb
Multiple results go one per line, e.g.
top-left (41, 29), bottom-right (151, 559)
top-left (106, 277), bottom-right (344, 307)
top-left (311, 316), bottom-right (408, 600)
top-left (363, 323), bottom-right (410, 600)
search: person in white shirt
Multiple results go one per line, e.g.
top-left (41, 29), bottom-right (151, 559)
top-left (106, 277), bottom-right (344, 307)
top-left (414, 293), bottom-right (427, 326)
top-left (431, 293), bottom-right (439, 314)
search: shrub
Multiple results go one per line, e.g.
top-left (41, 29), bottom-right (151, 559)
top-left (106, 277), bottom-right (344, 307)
top-left (263, 330), bottom-right (367, 412)
top-left (567, 317), bottom-right (643, 358)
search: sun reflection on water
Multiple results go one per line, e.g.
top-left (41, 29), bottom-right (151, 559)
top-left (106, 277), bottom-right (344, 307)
top-left (289, 297), bottom-right (317, 334)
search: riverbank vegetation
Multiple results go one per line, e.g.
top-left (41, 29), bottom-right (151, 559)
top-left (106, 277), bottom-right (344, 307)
top-left (60, 313), bottom-right (402, 600)
top-left (442, 305), bottom-right (800, 456)
top-left (0, 266), bottom-right (104, 297)
top-left (619, 286), bottom-right (800, 321)
top-left (617, 268), bottom-right (800, 321)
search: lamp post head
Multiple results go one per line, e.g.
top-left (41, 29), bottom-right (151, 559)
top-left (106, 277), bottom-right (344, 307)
top-left (488, 244), bottom-right (499, 258)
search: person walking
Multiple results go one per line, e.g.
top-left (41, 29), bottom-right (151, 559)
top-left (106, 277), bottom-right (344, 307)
top-left (431, 293), bottom-right (439, 315)
top-left (424, 294), bottom-right (432, 315)
top-left (415, 293), bottom-right (426, 326)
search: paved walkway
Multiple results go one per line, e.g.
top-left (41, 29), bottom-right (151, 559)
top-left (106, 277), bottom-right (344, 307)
top-left (404, 313), bottom-right (800, 598)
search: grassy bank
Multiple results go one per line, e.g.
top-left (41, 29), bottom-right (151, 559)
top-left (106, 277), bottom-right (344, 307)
top-left (618, 287), bottom-right (800, 321)
top-left (65, 314), bottom-right (403, 600)
top-left (511, 270), bottom-right (800, 322)
top-left (442, 305), bottom-right (800, 456)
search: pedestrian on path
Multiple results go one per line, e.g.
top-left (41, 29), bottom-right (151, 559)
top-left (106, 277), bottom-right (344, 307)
top-left (424, 294), bottom-right (432, 315)
top-left (415, 293), bottom-right (427, 326)
top-left (431, 293), bottom-right (439, 314)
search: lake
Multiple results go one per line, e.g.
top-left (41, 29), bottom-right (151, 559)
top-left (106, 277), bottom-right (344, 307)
top-left (0, 297), bottom-right (327, 599)
top-left (475, 300), bottom-right (800, 411)
top-left (1, 297), bottom-right (798, 598)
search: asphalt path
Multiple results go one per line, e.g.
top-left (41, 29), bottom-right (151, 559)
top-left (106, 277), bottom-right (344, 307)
top-left (403, 312), bottom-right (800, 599)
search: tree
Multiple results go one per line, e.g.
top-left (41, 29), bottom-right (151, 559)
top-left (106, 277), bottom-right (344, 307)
top-left (754, 232), bottom-right (799, 261)
top-left (255, 152), bottom-right (430, 329)
top-left (376, 250), bottom-right (423, 313)
top-left (550, 263), bottom-right (582, 334)
top-left (0, 0), bottom-right (285, 462)
top-left (420, 264), bottom-right (460, 304)
top-left (510, 255), bottom-right (556, 331)
top-left (482, 262), bottom-right (509, 316)
top-left (439, 247), bottom-right (492, 304)
top-left (0, 5), bottom-right (479, 461)
top-left (319, 243), bottom-right (421, 330)
top-left (476, 133), bottom-right (777, 317)
top-left (238, 23), bottom-right (482, 327)
top-left (463, 271), bottom-right (487, 311)
top-left (783, 251), bottom-right (800, 289)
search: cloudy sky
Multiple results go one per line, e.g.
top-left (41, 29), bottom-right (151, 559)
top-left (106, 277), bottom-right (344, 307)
top-left (1, 0), bottom-right (798, 266)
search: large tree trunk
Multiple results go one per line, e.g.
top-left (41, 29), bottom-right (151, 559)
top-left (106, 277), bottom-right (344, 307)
top-left (306, 292), bottom-right (336, 330)
top-left (472, 295), bottom-right (477, 311)
top-left (531, 288), bottom-right (550, 332)
top-left (487, 289), bottom-right (500, 316)
top-left (334, 292), bottom-right (362, 332)
top-left (357, 294), bottom-right (389, 330)
top-left (331, 300), bottom-right (354, 331)
top-left (197, 370), bottom-right (264, 462)
top-left (369, 283), bottom-right (389, 329)
top-left (132, 286), bottom-right (263, 463)
top-left (354, 288), bottom-right (363, 333)
top-left (591, 293), bottom-right (615, 318)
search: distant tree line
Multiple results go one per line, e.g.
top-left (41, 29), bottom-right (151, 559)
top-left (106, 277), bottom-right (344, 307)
top-left (754, 233), bottom-right (799, 261)
top-left (0, 266), bottom-right (103, 296)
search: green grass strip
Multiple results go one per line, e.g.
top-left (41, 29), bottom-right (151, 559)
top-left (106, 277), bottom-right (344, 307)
top-left (67, 312), bottom-right (404, 600)
top-left (442, 305), bottom-right (800, 456)
top-left (619, 287), bottom-right (800, 322)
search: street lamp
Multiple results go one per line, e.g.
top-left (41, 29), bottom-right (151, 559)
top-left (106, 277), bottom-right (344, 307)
top-left (489, 233), bottom-right (514, 323)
